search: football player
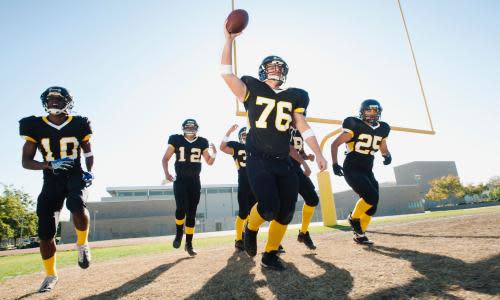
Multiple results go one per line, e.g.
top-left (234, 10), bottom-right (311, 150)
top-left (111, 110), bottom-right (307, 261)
top-left (221, 24), bottom-right (327, 271)
top-left (162, 119), bottom-right (216, 256)
top-left (330, 99), bottom-right (392, 245)
top-left (289, 124), bottom-right (319, 250)
top-left (220, 124), bottom-right (256, 251)
top-left (19, 86), bottom-right (94, 292)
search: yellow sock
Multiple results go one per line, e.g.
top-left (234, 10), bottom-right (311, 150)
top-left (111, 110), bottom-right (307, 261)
top-left (43, 255), bottom-right (57, 276)
top-left (76, 227), bottom-right (89, 246)
top-left (175, 218), bottom-right (185, 225)
top-left (235, 216), bottom-right (244, 241)
top-left (300, 203), bottom-right (315, 234)
top-left (265, 221), bottom-right (288, 252)
top-left (248, 204), bottom-right (265, 231)
top-left (360, 213), bottom-right (372, 232)
top-left (352, 198), bottom-right (372, 219)
top-left (185, 226), bottom-right (195, 235)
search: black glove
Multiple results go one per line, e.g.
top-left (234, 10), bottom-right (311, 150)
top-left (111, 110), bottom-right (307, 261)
top-left (383, 153), bottom-right (392, 165)
top-left (333, 163), bottom-right (344, 176)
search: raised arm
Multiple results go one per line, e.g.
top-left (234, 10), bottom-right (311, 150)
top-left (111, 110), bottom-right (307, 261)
top-left (220, 22), bottom-right (247, 101)
top-left (293, 113), bottom-right (327, 171)
top-left (220, 124), bottom-right (238, 155)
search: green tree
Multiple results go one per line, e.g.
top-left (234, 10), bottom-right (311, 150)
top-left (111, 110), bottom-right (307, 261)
top-left (463, 184), bottom-right (488, 197)
top-left (425, 175), bottom-right (464, 201)
top-left (489, 187), bottom-right (500, 201)
top-left (0, 185), bottom-right (38, 243)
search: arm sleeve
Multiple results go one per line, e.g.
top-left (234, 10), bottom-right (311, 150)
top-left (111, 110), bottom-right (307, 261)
top-left (19, 117), bottom-right (37, 143)
top-left (226, 141), bottom-right (237, 157)
top-left (81, 117), bottom-right (93, 142)
top-left (201, 138), bottom-right (209, 153)
top-left (294, 90), bottom-right (310, 114)
top-left (342, 117), bottom-right (357, 137)
top-left (167, 135), bottom-right (177, 149)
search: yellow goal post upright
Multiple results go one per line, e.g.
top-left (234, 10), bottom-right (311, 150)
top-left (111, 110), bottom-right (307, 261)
top-left (229, 0), bottom-right (435, 226)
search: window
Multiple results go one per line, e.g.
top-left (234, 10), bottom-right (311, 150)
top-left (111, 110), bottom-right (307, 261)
top-left (149, 191), bottom-right (164, 196)
top-left (117, 192), bottom-right (133, 197)
top-left (134, 191), bottom-right (147, 196)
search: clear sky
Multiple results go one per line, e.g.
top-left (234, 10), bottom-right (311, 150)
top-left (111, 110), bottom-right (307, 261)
top-left (1, 1), bottom-right (499, 219)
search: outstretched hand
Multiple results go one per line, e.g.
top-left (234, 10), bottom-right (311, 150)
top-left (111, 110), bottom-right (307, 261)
top-left (224, 20), bottom-right (242, 41)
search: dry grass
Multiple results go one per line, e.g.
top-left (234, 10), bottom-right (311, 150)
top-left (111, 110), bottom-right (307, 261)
top-left (1, 211), bottom-right (499, 300)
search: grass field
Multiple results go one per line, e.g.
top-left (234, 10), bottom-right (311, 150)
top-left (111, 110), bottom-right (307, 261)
top-left (1, 205), bottom-right (498, 283)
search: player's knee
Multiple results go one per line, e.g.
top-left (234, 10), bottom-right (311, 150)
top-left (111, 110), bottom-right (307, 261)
top-left (38, 225), bottom-right (56, 241)
top-left (306, 194), bottom-right (319, 207)
top-left (185, 216), bottom-right (196, 228)
top-left (66, 199), bottom-right (85, 214)
top-left (238, 210), bottom-right (249, 220)
top-left (366, 204), bottom-right (378, 216)
top-left (276, 211), bottom-right (294, 225)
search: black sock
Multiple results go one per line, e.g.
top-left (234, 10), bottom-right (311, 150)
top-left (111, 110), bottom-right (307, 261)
top-left (176, 224), bottom-right (183, 237)
top-left (186, 234), bottom-right (193, 245)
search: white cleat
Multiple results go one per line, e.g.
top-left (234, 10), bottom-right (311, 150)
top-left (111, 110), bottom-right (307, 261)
top-left (38, 275), bottom-right (58, 293)
top-left (77, 244), bottom-right (91, 269)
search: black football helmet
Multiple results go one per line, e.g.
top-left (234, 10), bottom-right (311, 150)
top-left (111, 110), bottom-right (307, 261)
top-left (238, 127), bottom-right (247, 144)
top-left (182, 119), bottom-right (199, 136)
top-left (258, 55), bottom-right (289, 84)
top-left (41, 86), bottom-right (73, 115)
top-left (359, 99), bottom-right (382, 125)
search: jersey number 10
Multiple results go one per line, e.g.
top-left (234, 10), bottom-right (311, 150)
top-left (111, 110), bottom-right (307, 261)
top-left (40, 137), bottom-right (79, 161)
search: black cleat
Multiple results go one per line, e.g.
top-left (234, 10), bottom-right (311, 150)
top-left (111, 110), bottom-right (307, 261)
top-left (173, 233), bottom-right (183, 249)
top-left (261, 251), bottom-right (286, 271)
top-left (244, 224), bottom-right (258, 257)
top-left (353, 233), bottom-right (374, 245)
top-left (298, 231), bottom-right (317, 250)
top-left (348, 213), bottom-right (364, 235)
top-left (235, 239), bottom-right (244, 251)
top-left (185, 243), bottom-right (197, 256)
top-left (277, 244), bottom-right (286, 254)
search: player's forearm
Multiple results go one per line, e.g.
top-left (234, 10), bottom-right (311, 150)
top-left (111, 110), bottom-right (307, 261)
top-left (304, 137), bottom-right (323, 159)
top-left (221, 39), bottom-right (233, 65)
top-left (22, 159), bottom-right (49, 170)
top-left (289, 146), bottom-right (304, 164)
top-left (162, 158), bottom-right (171, 177)
top-left (330, 143), bottom-right (340, 165)
top-left (85, 156), bottom-right (94, 172)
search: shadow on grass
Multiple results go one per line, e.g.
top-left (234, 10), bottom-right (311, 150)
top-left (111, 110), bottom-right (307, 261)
top-left (186, 250), bottom-right (265, 299)
top-left (263, 253), bottom-right (353, 300)
top-left (326, 224), bottom-right (352, 231)
top-left (362, 245), bottom-right (500, 299)
top-left (82, 257), bottom-right (191, 300)
top-left (368, 230), bottom-right (500, 239)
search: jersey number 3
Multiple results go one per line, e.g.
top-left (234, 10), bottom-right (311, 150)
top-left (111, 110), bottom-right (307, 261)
top-left (255, 97), bottom-right (292, 132)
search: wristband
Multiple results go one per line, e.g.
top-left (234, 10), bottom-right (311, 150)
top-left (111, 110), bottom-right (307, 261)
top-left (220, 64), bottom-right (233, 75)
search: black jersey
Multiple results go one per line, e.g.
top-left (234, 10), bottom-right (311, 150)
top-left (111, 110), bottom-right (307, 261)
top-left (241, 76), bottom-right (309, 158)
top-left (226, 141), bottom-right (247, 174)
top-left (342, 117), bottom-right (390, 170)
top-left (289, 128), bottom-right (305, 169)
top-left (19, 115), bottom-right (92, 174)
top-left (168, 134), bottom-right (209, 178)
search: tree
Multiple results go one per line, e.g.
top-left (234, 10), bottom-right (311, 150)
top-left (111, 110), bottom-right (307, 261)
top-left (463, 184), bottom-right (488, 197)
top-left (489, 187), bottom-right (500, 201)
top-left (0, 185), bottom-right (37, 243)
top-left (425, 175), bottom-right (464, 201)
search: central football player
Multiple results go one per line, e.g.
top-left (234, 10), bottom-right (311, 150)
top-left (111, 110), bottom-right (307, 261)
top-left (220, 24), bottom-right (327, 270)
top-left (162, 119), bottom-right (216, 256)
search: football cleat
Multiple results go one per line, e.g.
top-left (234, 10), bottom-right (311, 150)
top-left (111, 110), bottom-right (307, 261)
top-left (77, 244), bottom-right (91, 269)
top-left (38, 275), bottom-right (58, 293)
top-left (243, 224), bottom-right (258, 257)
top-left (185, 243), bottom-right (197, 256)
top-left (297, 231), bottom-right (317, 250)
top-left (353, 233), bottom-right (374, 245)
top-left (277, 244), bottom-right (285, 254)
top-left (348, 213), bottom-right (364, 235)
top-left (235, 240), bottom-right (244, 251)
top-left (261, 251), bottom-right (286, 271)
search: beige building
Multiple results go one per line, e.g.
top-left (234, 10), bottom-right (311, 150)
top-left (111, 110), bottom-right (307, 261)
top-left (61, 161), bottom-right (457, 243)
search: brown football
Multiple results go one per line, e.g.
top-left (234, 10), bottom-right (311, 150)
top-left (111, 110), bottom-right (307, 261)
top-left (226, 9), bottom-right (249, 34)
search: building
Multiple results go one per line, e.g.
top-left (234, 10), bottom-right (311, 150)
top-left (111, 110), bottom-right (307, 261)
top-left (61, 161), bottom-right (458, 243)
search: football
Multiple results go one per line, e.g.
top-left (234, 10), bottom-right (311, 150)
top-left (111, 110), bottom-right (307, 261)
top-left (225, 9), bottom-right (249, 34)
